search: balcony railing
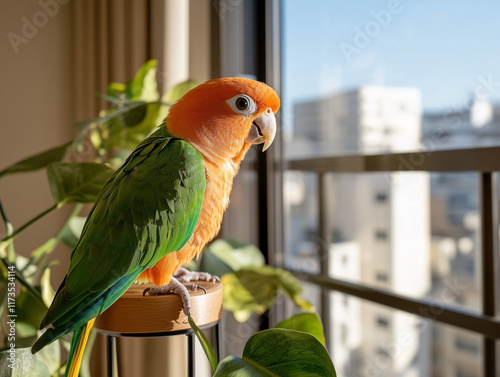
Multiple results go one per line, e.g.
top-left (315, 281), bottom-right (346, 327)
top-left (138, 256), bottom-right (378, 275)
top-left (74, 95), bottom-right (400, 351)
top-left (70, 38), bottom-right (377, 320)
top-left (285, 146), bottom-right (500, 376)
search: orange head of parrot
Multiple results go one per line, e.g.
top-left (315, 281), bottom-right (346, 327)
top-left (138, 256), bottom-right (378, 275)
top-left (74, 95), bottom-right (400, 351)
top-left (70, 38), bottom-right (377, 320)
top-left (166, 77), bottom-right (280, 164)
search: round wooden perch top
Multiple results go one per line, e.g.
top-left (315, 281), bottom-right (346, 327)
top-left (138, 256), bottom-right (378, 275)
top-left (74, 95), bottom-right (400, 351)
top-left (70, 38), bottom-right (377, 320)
top-left (94, 281), bottom-right (223, 335)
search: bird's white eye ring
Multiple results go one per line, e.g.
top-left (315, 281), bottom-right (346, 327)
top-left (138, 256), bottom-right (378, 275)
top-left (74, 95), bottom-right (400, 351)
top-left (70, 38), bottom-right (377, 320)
top-left (227, 94), bottom-right (257, 116)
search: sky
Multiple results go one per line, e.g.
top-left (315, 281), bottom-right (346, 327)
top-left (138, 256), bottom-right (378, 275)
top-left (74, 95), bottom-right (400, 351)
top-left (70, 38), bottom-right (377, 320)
top-left (283, 0), bottom-right (500, 113)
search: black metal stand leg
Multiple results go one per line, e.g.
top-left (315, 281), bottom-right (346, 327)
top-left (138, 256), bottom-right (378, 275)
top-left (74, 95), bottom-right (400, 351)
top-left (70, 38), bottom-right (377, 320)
top-left (107, 335), bottom-right (116, 377)
top-left (215, 322), bottom-right (222, 361)
top-left (187, 333), bottom-right (195, 377)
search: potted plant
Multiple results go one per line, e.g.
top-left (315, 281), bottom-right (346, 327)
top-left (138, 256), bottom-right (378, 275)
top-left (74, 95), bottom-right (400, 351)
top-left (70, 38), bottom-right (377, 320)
top-left (0, 61), bottom-right (336, 376)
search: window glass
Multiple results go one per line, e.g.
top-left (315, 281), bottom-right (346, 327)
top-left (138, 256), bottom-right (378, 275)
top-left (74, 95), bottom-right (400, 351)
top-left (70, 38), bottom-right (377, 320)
top-left (282, 1), bottom-right (491, 312)
top-left (329, 293), bottom-right (483, 376)
top-left (284, 171), bottom-right (481, 312)
top-left (283, 1), bottom-right (500, 159)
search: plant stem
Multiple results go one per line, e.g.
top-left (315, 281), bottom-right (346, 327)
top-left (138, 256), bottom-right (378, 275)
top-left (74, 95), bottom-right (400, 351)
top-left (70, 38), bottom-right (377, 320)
top-left (0, 196), bottom-right (14, 236)
top-left (0, 257), bottom-right (43, 301)
top-left (0, 196), bottom-right (16, 260)
top-left (0, 203), bottom-right (58, 248)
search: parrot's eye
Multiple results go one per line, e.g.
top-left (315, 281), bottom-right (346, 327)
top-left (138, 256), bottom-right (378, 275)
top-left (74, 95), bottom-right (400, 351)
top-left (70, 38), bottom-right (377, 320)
top-left (236, 97), bottom-right (249, 110)
top-left (227, 94), bottom-right (257, 116)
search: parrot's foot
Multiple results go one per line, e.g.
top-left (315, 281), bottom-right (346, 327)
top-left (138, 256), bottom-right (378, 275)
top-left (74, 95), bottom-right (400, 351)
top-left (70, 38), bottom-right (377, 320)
top-left (173, 267), bottom-right (220, 284)
top-left (143, 277), bottom-right (208, 316)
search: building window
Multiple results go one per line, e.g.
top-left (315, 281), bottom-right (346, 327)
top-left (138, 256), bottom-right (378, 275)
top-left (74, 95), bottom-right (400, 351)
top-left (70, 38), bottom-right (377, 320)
top-left (454, 336), bottom-right (480, 354)
top-left (375, 230), bottom-right (388, 240)
top-left (375, 193), bottom-right (388, 203)
top-left (376, 316), bottom-right (390, 328)
top-left (376, 272), bottom-right (389, 283)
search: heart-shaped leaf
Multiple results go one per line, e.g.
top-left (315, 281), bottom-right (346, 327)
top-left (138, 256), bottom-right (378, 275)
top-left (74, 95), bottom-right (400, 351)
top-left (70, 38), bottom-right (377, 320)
top-left (221, 266), bottom-right (313, 322)
top-left (198, 238), bottom-right (266, 277)
top-left (275, 313), bottom-right (326, 346)
top-left (125, 60), bottom-right (159, 102)
top-left (213, 329), bottom-right (336, 377)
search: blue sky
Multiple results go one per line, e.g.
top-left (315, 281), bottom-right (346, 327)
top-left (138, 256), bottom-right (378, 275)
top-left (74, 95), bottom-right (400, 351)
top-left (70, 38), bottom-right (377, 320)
top-left (283, 0), bottom-right (500, 112)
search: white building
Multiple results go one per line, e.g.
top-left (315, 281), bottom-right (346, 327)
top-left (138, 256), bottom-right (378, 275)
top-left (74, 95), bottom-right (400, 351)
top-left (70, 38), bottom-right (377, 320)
top-left (286, 86), bottom-right (431, 376)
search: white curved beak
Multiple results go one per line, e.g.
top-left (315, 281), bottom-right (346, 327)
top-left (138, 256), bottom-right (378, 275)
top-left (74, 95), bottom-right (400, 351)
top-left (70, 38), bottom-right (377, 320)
top-left (244, 108), bottom-right (277, 151)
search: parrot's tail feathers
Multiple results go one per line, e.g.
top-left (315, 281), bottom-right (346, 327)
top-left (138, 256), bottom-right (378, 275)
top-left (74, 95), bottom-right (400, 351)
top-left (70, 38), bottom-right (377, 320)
top-left (65, 319), bottom-right (96, 377)
top-left (32, 324), bottom-right (72, 355)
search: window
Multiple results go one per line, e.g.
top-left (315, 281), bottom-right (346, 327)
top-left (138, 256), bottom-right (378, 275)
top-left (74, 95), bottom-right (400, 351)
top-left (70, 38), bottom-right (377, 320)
top-left (221, 1), bottom-right (500, 376)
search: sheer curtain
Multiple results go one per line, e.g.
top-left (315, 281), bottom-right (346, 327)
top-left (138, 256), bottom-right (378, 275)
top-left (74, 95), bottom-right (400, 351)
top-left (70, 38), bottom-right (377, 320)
top-left (70, 1), bottom-right (213, 375)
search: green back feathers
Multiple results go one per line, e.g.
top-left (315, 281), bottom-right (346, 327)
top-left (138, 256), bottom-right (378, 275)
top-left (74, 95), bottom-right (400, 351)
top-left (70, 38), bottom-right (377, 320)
top-left (40, 126), bottom-right (206, 328)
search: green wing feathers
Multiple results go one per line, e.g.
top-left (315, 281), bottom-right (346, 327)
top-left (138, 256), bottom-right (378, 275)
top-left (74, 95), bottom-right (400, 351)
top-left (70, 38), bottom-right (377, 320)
top-left (35, 126), bottom-right (206, 343)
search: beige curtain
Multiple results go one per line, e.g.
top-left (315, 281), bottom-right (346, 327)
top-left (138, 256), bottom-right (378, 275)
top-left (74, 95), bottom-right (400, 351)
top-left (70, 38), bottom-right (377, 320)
top-left (70, 0), bottom-right (214, 375)
top-left (72, 0), bottom-right (212, 121)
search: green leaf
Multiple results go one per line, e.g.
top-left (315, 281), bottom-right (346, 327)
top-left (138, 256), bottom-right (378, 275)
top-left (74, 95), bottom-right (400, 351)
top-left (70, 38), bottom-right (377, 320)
top-left (15, 286), bottom-right (47, 345)
top-left (59, 216), bottom-right (86, 249)
top-left (105, 102), bottom-right (162, 151)
top-left (75, 102), bottom-right (148, 130)
top-left (107, 82), bottom-right (126, 98)
top-left (15, 255), bottom-right (37, 284)
top-left (35, 333), bottom-right (60, 376)
top-left (221, 266), bottom-right (313, 322)
top-left (95, 92), bottom-right (125, 105)
top-left (40, 269), bottom-right (55, 309)
top-left (46, 162), bottom-right (114, 206)
top-left (125, 60), bottom-right (159, 101)
top-left (275, 313), bottom-right (326, 347)
top-left (0, 263), bottom-right (9, 317)
top-left (0, 142), bottom-right (71, 179)
top-left (213, 329), bottom-right (336, 377)
top-left (0, 348), bottom-right (51, 377)
top-left (188, 316), bottom-right (218, 374)
top-left (199, 239), bottom-right (265, 277)
top-left (120, 101), bottom-right (148, 127)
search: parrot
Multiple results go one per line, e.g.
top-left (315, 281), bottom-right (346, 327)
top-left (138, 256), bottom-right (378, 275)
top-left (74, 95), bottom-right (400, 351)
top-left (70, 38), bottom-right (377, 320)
top-left (31, 77), bottom-right (280, 377)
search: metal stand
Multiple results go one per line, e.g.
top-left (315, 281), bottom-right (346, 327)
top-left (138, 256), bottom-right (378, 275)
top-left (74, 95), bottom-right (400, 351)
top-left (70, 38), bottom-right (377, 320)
top-left (102, 321), bottom-right (221, 377)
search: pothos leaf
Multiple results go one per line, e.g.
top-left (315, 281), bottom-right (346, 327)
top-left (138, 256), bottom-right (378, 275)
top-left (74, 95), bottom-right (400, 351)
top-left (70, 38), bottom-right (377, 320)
top-left (198, 238), bottom-right (265, 277)
top-left (275, 313), bottom-right (326, 347)
top-left (0, 142), bottom-right (71, 179)
top-left (125, 60), bottom-right (159, 101)
top-left (213, 329), bottom-right (336, 377)
top-left (46, 162), bottom-right (114, 206)
top-left (221, 266), bottom-right (314, 322)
